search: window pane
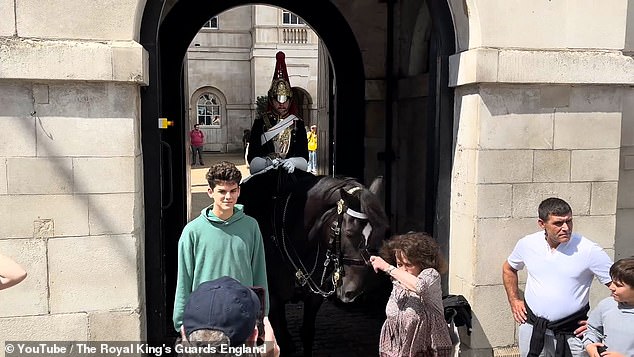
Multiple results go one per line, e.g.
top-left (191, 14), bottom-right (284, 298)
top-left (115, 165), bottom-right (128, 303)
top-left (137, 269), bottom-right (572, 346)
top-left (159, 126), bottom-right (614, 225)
top-left (203, 16), bottom-right (218, 29)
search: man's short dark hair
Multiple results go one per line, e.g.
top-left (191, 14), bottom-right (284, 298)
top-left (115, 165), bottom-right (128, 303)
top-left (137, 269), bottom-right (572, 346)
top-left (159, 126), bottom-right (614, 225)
top-left (610, 257), bottom-right (634, 287)
top-left (538, 197), bottom-right (572, 221)
top-left (206, 161), bottom-right (242, 188)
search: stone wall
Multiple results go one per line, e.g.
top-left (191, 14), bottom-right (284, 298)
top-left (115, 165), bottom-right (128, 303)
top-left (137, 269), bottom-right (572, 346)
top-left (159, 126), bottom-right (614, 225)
top-left (0, 0), bottom-right (146, 345)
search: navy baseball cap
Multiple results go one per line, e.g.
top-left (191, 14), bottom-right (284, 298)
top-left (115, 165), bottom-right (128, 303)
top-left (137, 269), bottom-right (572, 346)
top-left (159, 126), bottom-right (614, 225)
top-left (183, 276), bottom-right (260, 346)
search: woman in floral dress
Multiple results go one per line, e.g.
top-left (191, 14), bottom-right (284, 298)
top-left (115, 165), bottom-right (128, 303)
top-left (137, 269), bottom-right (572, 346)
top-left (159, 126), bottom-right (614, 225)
top-left (370, 232), bottom-right (453, 357)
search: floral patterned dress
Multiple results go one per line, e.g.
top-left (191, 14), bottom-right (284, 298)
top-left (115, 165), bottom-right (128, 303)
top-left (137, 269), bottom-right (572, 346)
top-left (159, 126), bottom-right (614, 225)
top-left (379, 268), bottom-right (453, 357)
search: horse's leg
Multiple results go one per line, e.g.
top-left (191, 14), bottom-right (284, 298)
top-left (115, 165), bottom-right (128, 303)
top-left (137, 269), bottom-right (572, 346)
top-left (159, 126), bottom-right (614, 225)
top-left (269, 293), bottom-right (296, 357)
top-left (300, 293), bottom-right (324, 356)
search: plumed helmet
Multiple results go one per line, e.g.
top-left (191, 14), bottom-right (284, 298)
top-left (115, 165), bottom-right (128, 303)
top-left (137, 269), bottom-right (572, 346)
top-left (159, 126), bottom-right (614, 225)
top-left (268, 51), bottom-right (293, 104)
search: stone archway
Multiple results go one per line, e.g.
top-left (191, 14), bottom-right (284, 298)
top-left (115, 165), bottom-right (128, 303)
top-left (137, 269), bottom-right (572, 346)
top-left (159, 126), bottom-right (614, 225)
top-left (140, 0), bottom-right (366, 342)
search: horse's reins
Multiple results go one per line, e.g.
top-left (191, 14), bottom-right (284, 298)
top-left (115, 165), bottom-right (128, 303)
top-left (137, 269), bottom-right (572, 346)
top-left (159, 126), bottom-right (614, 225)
top-left (273, 185), bottom-right (366, 297)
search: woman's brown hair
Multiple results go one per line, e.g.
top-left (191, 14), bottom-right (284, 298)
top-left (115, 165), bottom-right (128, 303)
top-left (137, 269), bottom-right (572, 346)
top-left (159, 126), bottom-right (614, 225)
top-left (380, 232), bottom-right (447, 273)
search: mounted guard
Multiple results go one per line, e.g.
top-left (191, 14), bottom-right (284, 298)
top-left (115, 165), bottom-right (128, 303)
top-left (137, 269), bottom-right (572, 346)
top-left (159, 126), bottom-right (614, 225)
top-left (246, 51), bottom-right (309, 176)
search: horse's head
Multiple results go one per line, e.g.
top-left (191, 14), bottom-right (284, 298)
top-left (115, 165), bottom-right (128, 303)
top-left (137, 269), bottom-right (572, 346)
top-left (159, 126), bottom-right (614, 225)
top-left (333, 177), bottom-right (390, 303)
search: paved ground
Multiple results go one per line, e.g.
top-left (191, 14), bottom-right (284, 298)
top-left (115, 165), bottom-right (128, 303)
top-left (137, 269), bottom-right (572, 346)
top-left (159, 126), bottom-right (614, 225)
top-left (188, 152), bottom-right (388, 357)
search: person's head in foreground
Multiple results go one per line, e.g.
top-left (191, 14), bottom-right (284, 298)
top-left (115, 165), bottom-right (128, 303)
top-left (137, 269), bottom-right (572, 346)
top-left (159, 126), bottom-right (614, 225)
top-left (181, 276), bottom-right (260, 348)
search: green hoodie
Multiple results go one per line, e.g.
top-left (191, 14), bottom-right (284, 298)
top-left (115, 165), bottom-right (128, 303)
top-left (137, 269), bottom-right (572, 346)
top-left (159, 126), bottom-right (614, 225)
top-left (173, 204), bottom-right (269, 332)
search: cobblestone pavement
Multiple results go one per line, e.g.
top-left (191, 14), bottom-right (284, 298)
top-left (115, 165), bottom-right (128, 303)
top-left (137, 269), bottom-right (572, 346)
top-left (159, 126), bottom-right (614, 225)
top-left (283, 297), bottom-right (387, 357)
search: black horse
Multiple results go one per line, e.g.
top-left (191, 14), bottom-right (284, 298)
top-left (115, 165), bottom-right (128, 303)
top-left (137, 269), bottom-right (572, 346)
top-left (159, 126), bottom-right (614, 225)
top-left (239, 169), bottom-right (390, 356)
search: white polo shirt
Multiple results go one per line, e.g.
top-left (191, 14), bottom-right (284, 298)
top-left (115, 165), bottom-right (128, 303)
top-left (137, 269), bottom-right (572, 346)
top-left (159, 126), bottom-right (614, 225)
top-left (507, 231), bottom-right (612, 321)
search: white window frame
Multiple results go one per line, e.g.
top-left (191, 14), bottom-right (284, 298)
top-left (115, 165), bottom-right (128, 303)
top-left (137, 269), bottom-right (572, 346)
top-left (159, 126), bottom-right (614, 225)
top-left (282, 11), bottom-right (305, 25)
top-left (196, 93), bottom-right (222, 127)
top-left (202, 16), bottom-right (218, 29)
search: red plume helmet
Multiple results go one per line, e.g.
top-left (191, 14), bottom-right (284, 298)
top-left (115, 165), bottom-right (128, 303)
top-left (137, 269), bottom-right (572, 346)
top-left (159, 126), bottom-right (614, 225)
top-left (267, 51), bottom-right (298, 116)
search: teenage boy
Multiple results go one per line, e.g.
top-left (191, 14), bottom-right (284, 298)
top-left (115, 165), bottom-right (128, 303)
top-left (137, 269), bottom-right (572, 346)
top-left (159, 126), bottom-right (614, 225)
top-left (173, 161), bottom-right (269, 333)
top-left (583, 257), bottom-right (634, 357)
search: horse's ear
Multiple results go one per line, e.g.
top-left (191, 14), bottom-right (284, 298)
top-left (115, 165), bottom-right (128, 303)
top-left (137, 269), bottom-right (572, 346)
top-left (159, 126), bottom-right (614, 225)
top-left (369, 176), bottom-right (384, 196)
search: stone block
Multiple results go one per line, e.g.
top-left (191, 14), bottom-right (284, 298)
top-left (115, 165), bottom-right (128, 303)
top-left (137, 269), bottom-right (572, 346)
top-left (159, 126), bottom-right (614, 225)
top-left (617, 168), bottom-right (634, 208)
top-left (455, 93), bottom-right (480, 150)
top-left (622, 92), bottom-right (634, 146)
top-left (615, 208), bottom-right (634, 258)
top-left (0, 117), bottom-right (36, 157)
top-left (474, 1), bottom-right (567, 48)
top-left (0, 0), bottom-right (15, 36)
top-left (564, 1), bottom-right (627, 49)
top-left (0, 239), bottom-right (48, 317)
top-left (452, 147), bottom-right (478, 185)
top-left (36, 117), bottom-right (134, 157)
top-left (476, 184), bottom-right (512, 218)
top-left (477, 150), bottom-right (533, 184)
top-left (449, 212), bottom-right (476, 285)
top-left (88, 193), bottom-right (136, 235)
top-left (449, 48), bottom-right (499, 87)
top-left (479, 113), bottom-right (553, 150)
top-left (7, 158), bottom-right (73, 194)
top-left (73, 157), bottom-right (136, 193)
top-left (0, 195), bottom-right (88, 238)
top-left (48, 235), bottom-right (140, 313)
top-left (554, 112), bottom-right (621, 149)
top-left (533, 150), bottom-right (570, 182)
top-left (0, 313), bottom-right (88, 345)
top-left (112, 43), bottom-right (149, 85)
top-left (540, 86), bottom-right (571, 108)
top-left (497, 50), bottom-right (634, 85)
top-left (0, 159), bottom-right (6, 194)
top-left (590, 182), bottom-right (618, 215)
top-left (474, 217), bottom-right (537, 285)
top-left (624, 155), bottom-right (634, 170)
top-left (452, 180), bottom-right (477, 217)
top-left (461, 285), bottom-right (516, 349)
top-left (574, 215), bottom-right (616, 248)
top-left (16, 1), bottom-right (138, 40)
top-left (570, 149), bottom-right (620, 182)
top-left (512, 183), bottom-right (591, 218)
top-left (43, 83), bottom-right (138, 119)
top-left (569, 86), bottom-right (624, 113)
top-left (88, 310), bottom-right (142, 340)
top-left (32, 84), bottom-right (49, 104)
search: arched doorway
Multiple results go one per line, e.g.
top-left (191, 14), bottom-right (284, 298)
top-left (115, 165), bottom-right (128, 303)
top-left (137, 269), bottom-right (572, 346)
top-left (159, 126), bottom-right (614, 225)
top-left (140, 0), bottom-right (366, 342)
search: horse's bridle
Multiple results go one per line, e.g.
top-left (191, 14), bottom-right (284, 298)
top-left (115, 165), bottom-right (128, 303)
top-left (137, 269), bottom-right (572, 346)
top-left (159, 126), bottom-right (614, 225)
top-left (275, 186), bottom-right (371, 298)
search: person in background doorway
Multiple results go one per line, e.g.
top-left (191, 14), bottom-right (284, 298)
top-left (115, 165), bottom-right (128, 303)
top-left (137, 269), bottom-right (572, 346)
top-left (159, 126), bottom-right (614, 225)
top-left (189, 124), bottom-right (205, 166)
top-left (307, 125), bottom-right (317, 175)
top-left (369, 232), bottom-right (453, 357)
top-left (502, 197), bottom-right (613, 357)
top-left (0, 253), bottom-right (27, 290)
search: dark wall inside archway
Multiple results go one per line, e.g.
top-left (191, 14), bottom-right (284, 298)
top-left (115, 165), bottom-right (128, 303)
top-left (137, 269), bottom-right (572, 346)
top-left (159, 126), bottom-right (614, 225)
top-left (140, 0), bottom-right (366, 342)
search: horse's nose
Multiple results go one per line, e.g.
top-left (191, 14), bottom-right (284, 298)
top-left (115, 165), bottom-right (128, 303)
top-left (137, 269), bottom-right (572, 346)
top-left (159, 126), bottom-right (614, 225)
top-left (344, 290), bottom-right (358, 302)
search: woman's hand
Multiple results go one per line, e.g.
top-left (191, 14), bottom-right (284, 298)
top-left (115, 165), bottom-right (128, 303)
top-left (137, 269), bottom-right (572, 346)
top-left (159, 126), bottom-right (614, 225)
top-left (369, 255), bottom-right (391, 273)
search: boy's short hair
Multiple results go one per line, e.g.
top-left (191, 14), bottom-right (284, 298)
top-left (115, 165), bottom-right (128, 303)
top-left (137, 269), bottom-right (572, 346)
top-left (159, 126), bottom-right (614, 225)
top-left (538, 197), bottom-right (572, 221)
top-left (206, 161), bottom-right (242, 188)
top-left (610, 257), bottom-right (634, 287)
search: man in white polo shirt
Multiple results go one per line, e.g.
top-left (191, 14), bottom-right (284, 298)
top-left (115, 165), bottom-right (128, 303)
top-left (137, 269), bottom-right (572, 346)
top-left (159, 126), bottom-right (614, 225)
top-left (502, 197), bottom-right (613, 357)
